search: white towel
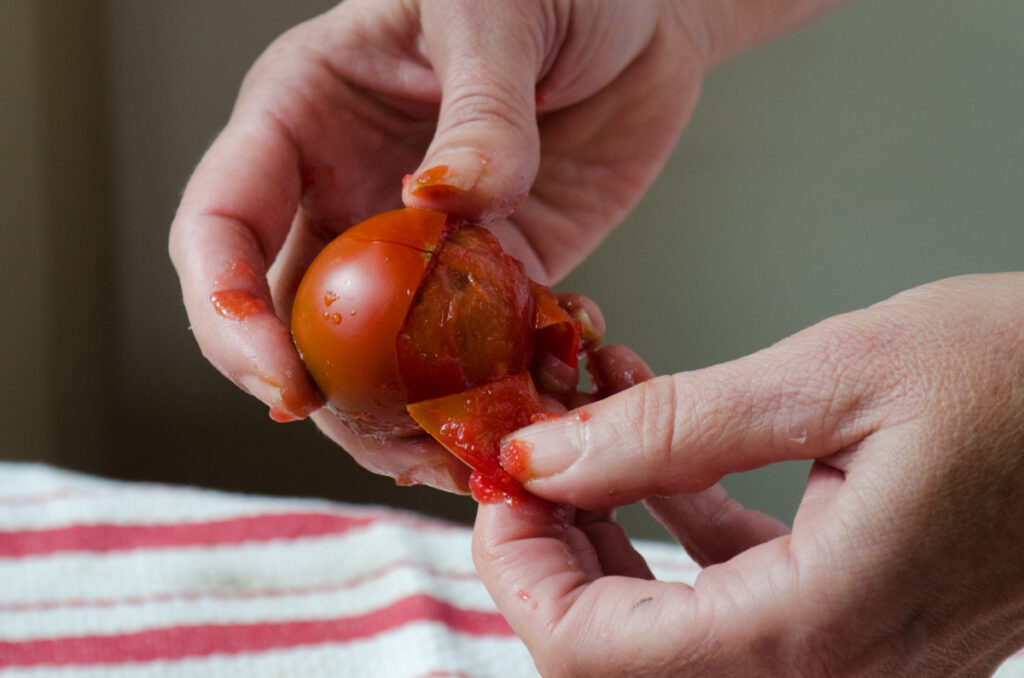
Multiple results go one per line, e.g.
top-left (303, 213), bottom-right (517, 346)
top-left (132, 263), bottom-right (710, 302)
top-left (0, 463), bottom-right (1018, 677)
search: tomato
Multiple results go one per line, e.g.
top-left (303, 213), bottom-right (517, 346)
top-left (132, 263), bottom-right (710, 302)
top-left (291, 209), bottom-right (447, 436)
top-left (292, 207), bottom-right (581, 502)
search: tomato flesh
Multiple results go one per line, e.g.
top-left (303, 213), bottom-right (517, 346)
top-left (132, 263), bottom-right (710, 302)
top-left (397, 225), bottom-right (536, 402)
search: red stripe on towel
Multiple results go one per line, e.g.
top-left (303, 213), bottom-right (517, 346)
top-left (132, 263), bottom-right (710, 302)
top-left (0, 511), bottom-right (375, 557)
top-left (0, 594), bottom-right (514, 668)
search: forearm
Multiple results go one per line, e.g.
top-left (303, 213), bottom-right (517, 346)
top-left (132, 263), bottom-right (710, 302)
top-left (683, 0), bottom-right (853, 69)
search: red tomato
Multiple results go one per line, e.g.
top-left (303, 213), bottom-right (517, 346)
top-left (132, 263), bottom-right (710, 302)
top-left (291, 208), bottom-right (447, 436)
top-left (292, 207), bottom-right (582, 502)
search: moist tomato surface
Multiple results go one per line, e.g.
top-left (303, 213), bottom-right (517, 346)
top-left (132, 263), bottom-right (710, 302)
top-left (291, 208), bottom-right (447, 435)
top-left (397, 224), bottom-right (536, 403)
top-left (291, 208), bottom-right (580, 501)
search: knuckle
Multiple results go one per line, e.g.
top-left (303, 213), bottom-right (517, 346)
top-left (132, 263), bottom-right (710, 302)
top-left (627, 375), bottom-right (697, 491)
top-left (771, 313), bottom-right (890, 450)
top-left (439, 81), bottom-right (533, 137)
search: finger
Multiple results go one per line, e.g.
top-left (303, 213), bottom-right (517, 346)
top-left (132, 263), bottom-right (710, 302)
top-left (531, 350), bottom-right (580, 401)
top-left (473, 501), bottom-right (708, 678)
top-left (573, 509), bottom-right (655, 579)
top-left (502, 313), bottom-right (890, 509)
top-left (265, 209), bottom-right (333, 321)
top-left (311, 408), bottom-right (471, 493)
top-left (530, 294), bottom-right (609, 403)
top-left (588, 343), bottom-right (655, 398)
top-left (403, 0), bottom-right (547, 222)
top-left (645, 485), bottom-right (789, 567)
top-left (169, 110), bottom-right (322, 422)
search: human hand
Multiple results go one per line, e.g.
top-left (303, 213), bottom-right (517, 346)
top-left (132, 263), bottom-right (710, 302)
top-left (475, 274), bottom-right (1024, 676)
top-left (168, 0), bottom-right (714, 491)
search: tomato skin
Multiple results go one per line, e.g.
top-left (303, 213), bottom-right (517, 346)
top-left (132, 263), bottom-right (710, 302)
top-left (397, 225), bottom-right (536, 403)
top-left (291, 208), bottom-right (447, 435)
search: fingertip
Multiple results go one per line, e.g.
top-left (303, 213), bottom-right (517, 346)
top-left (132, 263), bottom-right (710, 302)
top-left (588, 344), bottom-right (655, 398)
top-left (500, 415), bottom-right (583, 483)
top-left (402, 149), bottom-right (531, 223)
top-left (236, 356), bottom-right (323, 423)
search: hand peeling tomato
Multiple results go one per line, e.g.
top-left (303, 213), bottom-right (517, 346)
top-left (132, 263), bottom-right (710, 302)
top-left (291, 208), bottom-right (580, 503)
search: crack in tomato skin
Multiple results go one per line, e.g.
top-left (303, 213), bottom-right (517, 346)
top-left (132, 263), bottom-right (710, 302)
top-left (345, 234), bottom-right (440, 255)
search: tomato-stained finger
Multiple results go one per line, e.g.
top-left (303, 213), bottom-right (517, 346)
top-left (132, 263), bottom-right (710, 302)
top-left (169, 110), bottom-right (322, 422)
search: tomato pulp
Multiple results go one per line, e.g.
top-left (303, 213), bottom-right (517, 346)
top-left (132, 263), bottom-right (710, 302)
top-left (291, 208), bottom-right (580, 503)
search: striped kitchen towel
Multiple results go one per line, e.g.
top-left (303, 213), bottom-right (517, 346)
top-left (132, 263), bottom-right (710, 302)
top-left (0, 463), bottom-right (1020, 677)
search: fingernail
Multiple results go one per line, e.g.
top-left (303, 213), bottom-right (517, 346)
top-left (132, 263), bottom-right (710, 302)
top-left (238, 373), bottom-right (321, 423)
top-left (556, 294), bottom-right (606, 350)
top-left (408, 164), bottom-right (473, 200)
top-left (501, 417), bottom-right (585, 479)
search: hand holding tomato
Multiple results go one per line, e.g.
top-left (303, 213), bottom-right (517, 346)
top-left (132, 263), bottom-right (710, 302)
top-left (168, 0), bottom-right (849, 487)
top-left (168, 0), bottom-right (714, 490)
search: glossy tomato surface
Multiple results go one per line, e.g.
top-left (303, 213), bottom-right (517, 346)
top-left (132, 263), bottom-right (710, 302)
top-left (291, 208), bottom-right (447, 435)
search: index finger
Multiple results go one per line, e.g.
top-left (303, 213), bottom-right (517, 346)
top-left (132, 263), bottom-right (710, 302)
top-left (168, 109), bottom-right (321, 421)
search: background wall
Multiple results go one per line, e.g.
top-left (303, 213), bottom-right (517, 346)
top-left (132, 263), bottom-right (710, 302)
top-left (3, 0), bottom-right (1022, 540)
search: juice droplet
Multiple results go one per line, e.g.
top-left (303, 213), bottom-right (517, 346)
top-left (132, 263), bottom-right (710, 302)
top-left (323, 290), bottom-right (338, 307)
top-left (516, 589), bottom-right (538, 610)
top-left (331, 313), bottom-right (342, 324)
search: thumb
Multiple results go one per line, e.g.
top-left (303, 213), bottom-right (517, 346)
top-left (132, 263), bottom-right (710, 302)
top-left (404, 0), bottom-right (545, 222)
top-left (503, 317), bottom-right (887, 509)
